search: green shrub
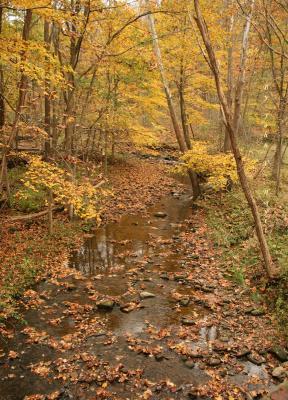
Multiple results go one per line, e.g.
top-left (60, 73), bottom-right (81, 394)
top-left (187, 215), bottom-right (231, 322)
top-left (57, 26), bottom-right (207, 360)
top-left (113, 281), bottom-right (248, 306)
top-left (9, 186), bottom-right (46, 212)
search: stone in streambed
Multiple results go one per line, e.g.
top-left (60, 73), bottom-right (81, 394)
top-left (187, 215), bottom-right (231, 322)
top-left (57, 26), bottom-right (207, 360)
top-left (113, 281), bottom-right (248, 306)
top-left (160, 272), bottom-right (169, 280)
top-left (185, 360), bottom-right (195, 369)
top-left (155, 353), bottom-right (165, 362)
top-left (140, 291), bottom-right (156, 300)
top-left (250, 308), bottom-right (265, 316)
top-left (179, 297), bottom-right (190, 306)
top-left (181, 317), bottom-right (195, 326)
top-left (264, 381), bottom-right (288, 400)
top-left (154, 212), bottom-right (167, 218)
top-left (97, 300), bottom-right (115, 311)
top-left (236, 347), bottom-right (251, 358)
top-left (207, 358), bottom-right (221, 367)
top-left (270, 346), bottom-right (288, 362)
top-left (272, 366), bottom-right (287, 379)
top-left (247, 353), bottom-right (266, 365)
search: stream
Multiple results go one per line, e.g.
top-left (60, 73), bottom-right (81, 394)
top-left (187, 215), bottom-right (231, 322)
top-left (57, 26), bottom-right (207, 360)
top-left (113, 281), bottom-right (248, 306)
top-left (0, 192), bottom-right (278, 399)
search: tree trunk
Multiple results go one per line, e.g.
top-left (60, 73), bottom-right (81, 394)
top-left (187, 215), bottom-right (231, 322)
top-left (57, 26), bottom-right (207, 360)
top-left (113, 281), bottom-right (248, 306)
top-left (48, 189), bottom-right (53, 235)
top-left (0, 9), bottom-right (33, 193)
top-left (223, 7), bottom-right (234, 152)
top-left (179, 63), bottom-right (192, 150)
top-left (273, 99), bottom-right (286, 195)
top-left (194, 0), bottom-right (277, 279)
top-left (0, 5), bottom-right (4, 130)
top-left (44, 20), bottom-right (52, 159)
top-left (145, 2), bottom-right (200, 199)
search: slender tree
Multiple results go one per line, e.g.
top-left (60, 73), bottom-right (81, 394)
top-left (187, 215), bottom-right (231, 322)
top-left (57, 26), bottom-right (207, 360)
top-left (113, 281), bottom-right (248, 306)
top-left (193, 0), bottom-right (277, 278)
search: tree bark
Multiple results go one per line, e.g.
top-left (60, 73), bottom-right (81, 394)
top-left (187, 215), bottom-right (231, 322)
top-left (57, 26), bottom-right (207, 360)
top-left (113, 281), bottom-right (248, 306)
top-left (145, 1), bottom-right (200, 199)
top-left (223, 7), bottom-right (234, 152)
top-left (44, 20), bottom-right (52, 159)
top-left (0, 8), bottom-right (33, 193)
top-left (194, 0), bottom-right (277, 279)
top-left (0, 4), bottom-right (5, 130)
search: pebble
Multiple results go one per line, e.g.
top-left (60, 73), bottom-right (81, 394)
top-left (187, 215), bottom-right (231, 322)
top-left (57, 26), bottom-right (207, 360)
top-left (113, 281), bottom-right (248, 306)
top-left (140, 291), bottom-right (156, 299)
top-left (207, 358), bottom-right (221, 366)
top-left (185, 360), bottom-right (195, 369)
top-left (181, 317), bottom-right (195, 326)
top-left (179, 297), bottom-right (190, 306)
top-left (154, 212), bottom-right (167, 218)
top-left (270, 346), bottom-right (288, 362)
top-left (97, 300), bottom-right (115, 310)
top-left (247, 353), bottom-right (266, 365)
top-left (272, 366), bottom-right (286, 379)
top-left (250, 308), bottom-right (265, 316)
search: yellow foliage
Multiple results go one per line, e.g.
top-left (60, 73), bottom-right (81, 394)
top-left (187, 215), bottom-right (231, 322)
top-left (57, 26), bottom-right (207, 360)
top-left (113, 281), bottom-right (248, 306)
top-left (177, 141), bottom-right (256, 190)
top-left (18, 157), bottom-right (109, 221)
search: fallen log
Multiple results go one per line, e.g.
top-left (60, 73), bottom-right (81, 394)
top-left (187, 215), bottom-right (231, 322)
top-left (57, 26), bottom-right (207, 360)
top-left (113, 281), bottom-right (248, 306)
top-left (9, 208), bottom-right (57, 222)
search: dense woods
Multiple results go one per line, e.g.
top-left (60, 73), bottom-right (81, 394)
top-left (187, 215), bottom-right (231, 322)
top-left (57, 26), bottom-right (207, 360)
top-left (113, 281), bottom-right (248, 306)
top-left (1, 1), bottom-right (288, 399)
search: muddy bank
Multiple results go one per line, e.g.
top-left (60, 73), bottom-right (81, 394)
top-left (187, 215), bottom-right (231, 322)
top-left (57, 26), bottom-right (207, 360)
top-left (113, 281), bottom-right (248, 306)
top-left (0, 191), bottom-right (286, 399)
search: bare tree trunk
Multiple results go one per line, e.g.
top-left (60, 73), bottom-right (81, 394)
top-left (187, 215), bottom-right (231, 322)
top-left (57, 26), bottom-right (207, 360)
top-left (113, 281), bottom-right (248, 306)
top-left (44, 20), bottom-right (52, 159)
top-left (233, 0), bottom-right (255, 135)
top-left (48, 189), bottom-right (53, 235)
top-left (64, 75), bottom-right (75, 155)
top-left (223, 9), bottom-right (234, 152)
top-left (0, 9), bottom-right (33, 193)
top-left (194, 0), bottom-right (277, 279)
top-left (274, 100), bottom-right (286, 195)
top-left (0, 5), bottom-right (5, 130)
top-left (179, 62), bottom-right (192, 149)
top-left (145, 2), bottom-right (200, 199)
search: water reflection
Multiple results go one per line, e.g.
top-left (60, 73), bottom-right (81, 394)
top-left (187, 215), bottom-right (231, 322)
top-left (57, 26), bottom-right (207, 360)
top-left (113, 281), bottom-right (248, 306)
top-left (71, 194), bottom-right (193, 276)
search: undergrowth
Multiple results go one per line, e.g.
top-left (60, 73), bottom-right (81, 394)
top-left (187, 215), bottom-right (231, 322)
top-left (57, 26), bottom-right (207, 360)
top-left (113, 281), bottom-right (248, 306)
top-left (0, 219), bottom-right (82, 322)
top-left (204, 189), bottom-right (288, 338)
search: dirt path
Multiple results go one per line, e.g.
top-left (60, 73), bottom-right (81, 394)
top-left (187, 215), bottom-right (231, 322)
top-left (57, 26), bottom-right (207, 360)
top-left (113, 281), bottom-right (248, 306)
top-left (0, 171), bottom-right (287, 399)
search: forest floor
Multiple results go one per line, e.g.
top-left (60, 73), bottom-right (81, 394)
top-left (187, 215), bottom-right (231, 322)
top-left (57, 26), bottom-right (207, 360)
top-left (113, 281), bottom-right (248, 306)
top-left (0, 156), bottom-right (288, 399)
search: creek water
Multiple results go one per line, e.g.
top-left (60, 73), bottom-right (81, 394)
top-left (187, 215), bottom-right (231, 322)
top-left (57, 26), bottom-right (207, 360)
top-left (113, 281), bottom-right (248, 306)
top-left (0, 192), bottom-right (272, 399)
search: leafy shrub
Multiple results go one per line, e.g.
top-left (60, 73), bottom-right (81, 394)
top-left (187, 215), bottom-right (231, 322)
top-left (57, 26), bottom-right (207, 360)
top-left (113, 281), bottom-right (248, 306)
top-left (176, 141), bottom-right (256, 190)
top-left (9, 185), bottom-right (46, 212)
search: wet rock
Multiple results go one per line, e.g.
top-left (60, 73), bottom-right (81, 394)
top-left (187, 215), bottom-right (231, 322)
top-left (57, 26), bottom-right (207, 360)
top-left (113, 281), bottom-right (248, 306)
top-left (179, 297), bottom-right (190, 306)
top-left (66, 283), bottom-right (77, 291)
top-left (181, 317), bottom-right (195, 326)
top-left (270, 346), bottom-right (288, 362)
top-left (97, 300), bottom-right (115, 310)
top-left (272, 366), bottom-right (287, 379)
top-left (87, 331), bottom-right (106, 338)
top-left (250, 308), bottom-right (265, 316)
top-left (236, 347), bottom-right (251, 358)
top-left (174, 273), bottom-right (187, 282)
top-left (207, 357), bottom-right (221, 366)
top-left (154, 212), bottom-right (167, 218)
top-left (185, 360), bottom-right (195, 369)
top-left (120, 302), bottom-right (137, 313)
top-left (140, 291), bottom-right (155, 299)
top-left (223, 311), bottom-right (234, 317)
top-left (264, 381), bottom-right (288, 400)
top-left (219, 336), bottom-right (230, 343)
top-left (202, 286), bottom-right (214, 293)
top-left (247, 353), bottom-right (266, 365)
top-left (155, 353), bottom-right (165, 362)
top-left (219, 369), bottom-right (228, 377)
